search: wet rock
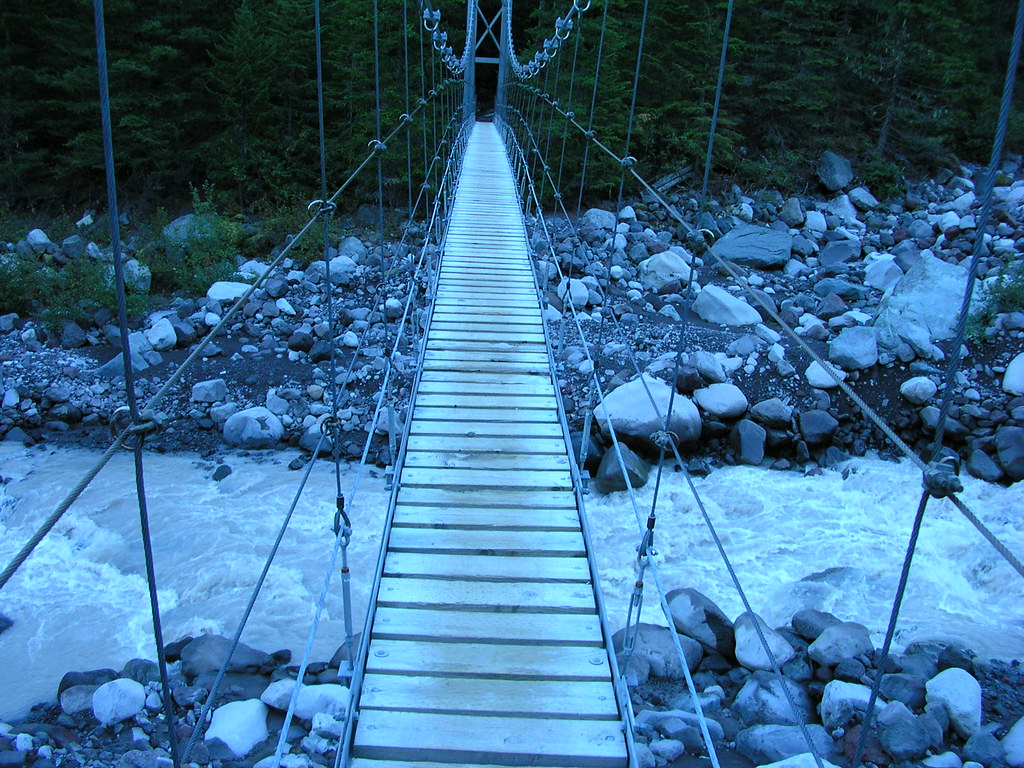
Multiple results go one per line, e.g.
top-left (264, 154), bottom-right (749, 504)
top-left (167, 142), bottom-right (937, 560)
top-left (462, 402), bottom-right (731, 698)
top-left (593, 375), bottom-right (701, 451)
top-left (819, 680), bottom-right (881, 729)
top-left (734, 671), bottom-right (812, 726)
top-left (92, 678), bottom-right (146, 726)
top-left (611, 623), bottom-right (702, 677)
top-left (666, 588), bottom-right (734, 658)
top-left (807, 622), bottom-right (873, 667)
top-left (205, 699), bottom-right (268, 758)
top-left (732, 419), bottom-right (767, 465)
top-left (926, 667), bottom-right (982, 738)
top-left (222, 407), bottom-right (284, 449)
top-left (694, 383), bottom-right (748, 419)
top-left (963, 732), bottom-right (1006, 767)
top-left (878, 673), bottom-right (927, 710)
top-left (594, 444), bottom-right (650, 493)
top-left (995, 426), bottom-right (1024, 481)
top-left (736, 723), bottom-right (834, 764)
top-left (791, 609), bottom-right (842, 641)
top-left (877, 700), bottom-right (932, 761)
top-left (179, 634), bottom-right (272, 679)
top-left (798, 410), bottom-right (838, 447)
top-left (734, 613), bottom-right (796, 671)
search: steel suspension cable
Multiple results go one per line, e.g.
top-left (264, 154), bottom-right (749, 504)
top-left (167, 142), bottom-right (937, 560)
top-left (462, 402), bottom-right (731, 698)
top-left (92, 3), bottom-right (179, 764)
top-left (615, 0), bottom-right (650, 211)
top-left (574, 0), bottom-right (610, 222)
top-left (700, 0), bottom-right (735, 206)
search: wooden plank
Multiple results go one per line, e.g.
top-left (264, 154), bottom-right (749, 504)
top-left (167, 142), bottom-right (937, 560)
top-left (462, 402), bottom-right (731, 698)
top-left (352, 710), bottom-right (627, 767)
top-left (415, 380), bottom-right (555, 397)
top-left (375, 577), bottom-right (596, 613)
top-left (369, 607), bottom-right (600, 645)
top-left (401, 435), bottom-right (567, 455)
top-left (387, 527), bottom-right (584, 556)
top-left (428, 319), bottom-right (543, 331)
top-left (365, 640), bottom-right (611, 681)
top-left (413, 394), bottom-right (555, 409)
top-left (353, 761), bottom-right (584, 768)
top-left (396, 485), bottom-right (576, 509)
top-left (403, 451), bottom-right (569, 471)
top-left (384, 552), bottom-right (589, 582)
top-left (359, 675), bottom-right (619, 719)
top-left (424, 342), bottom-right (548, 355)
top-left (392, 505), bottom-right (581, 531)
top-left (409, 420), bottom-right (563, 439)
top-left (411, 406), bottom-right (556, 423)
top-left (427, 330), bottom-right (546, 343)
top-left (400, 467), bottom-right (571, 491)
top-left (420, 361), bottom-right (551, 375)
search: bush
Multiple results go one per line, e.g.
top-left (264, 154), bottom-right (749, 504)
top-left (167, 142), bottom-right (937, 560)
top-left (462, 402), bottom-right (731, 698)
top-left (969, 258), bottom-right (1024, 341)
top-left (859, 155), bottom-right (906, 202)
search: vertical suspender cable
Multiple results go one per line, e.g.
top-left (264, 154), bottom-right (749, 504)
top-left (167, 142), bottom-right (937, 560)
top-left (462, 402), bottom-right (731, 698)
top-left (573, 0), bottom-right (610, 221)
top-left (92, 1), bottom-right (179, 765)
top-left (404, 0), bottom-right (413, 215)
top-left (699, 0), bottom-right (734, 207)
top-left (614, 0), bottom-right (649, 211)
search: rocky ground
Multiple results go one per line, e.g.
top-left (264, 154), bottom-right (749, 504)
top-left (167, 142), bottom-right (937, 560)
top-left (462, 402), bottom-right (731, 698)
top-left (2, 153), bottom-right (1024, 767)
top-left (2, 594), bottom-right (1023, 768)
top-left (2, 155), bottom-right (1024, 486)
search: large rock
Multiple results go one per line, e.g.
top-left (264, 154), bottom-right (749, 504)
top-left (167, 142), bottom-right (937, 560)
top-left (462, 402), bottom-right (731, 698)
top-left (926, 668), bottom-right (981, 738)
top-left (900, 376), bottom-right (937, 405)
top-left (791, 609), bottom-right (842, 641)
top-left (666, 588), bottom-right (734, 658)
top-left (710, 224), bottom-right (793, 269)
top-left (1004, 353), bottom-right (1024, 396)
top-left (92, 678), bottom-right (146, 726)
top-left (819, 680), bottom-right (882, 729)
top-left (223, 407), bottom-right (284, 449)
top-left (828, 326), bottom-right (877, 370)
top-left (124, 259), bottom-right (152, 293)
top-left (192, 378), bottom-right (228, 403)
top-left (807, 622), bottom-right (873, 667)
top-left (611, 623), bottom-right (703, 678)
top-left (594, 375), bottom-right (701, 451)
top-left (877, 701), bottom-right (933, 761)
top-left (758, 756), bottom-right (841, 768)
top-left (337, 235), bottom-right (368, 262)
top-left (995, 426), bottom-right (1024, 481)
top-left (1003, 713), bottom-right (1024, 768)
top-left (693, 285), bottom-right (761, 326)
top-left (205, 699), bottom-right (268, 758)
top-left (751, 398), bottom-right (793, 429)
top-left (260, 680), bottom-right (349, 720)
top-left (557, 277), bottom-right (590, 309)
top-left (26, 228), bottom-right (52, 253)
top-left (798, 410), bottom-right (838, 447)
top-left (865, 257), bottom-right (904, 292)
top-left (732, 419), bottom-right (767, 465)
top-left (817, 151), bottom-right (853, 191)
top-left (780, 198), bottom-right (805, 228)
top-left (733, 671), bottom-right (813, 726)
top-left (819, 239), bottom-right (860, 266)
top-left (693, 383), bottom-right (748, 419)
top-left (594, 444), bottom-right (650, 493)
top-left (207, 281), bottom-right (251, 303)
top-left (326, 255), bottom-right (357, 285)
top-left (145, 317), bottom-right (177, 352)
top-left (734, 613), bottom-right (796, 671)
top-left (639, 251), bottom-right (692, 291)
top-left (579, 208), bottom-right (617, 241)
top-left (94, 348), bottom-right (151, 379)
top-left (180, 634), bottom-right (272, 679)
top-left (735, 724), bottom-right (834, 764)
top-left (873, 253), bottom-right (971, 356)
top-left (805, 361), bottom-right (847, 389)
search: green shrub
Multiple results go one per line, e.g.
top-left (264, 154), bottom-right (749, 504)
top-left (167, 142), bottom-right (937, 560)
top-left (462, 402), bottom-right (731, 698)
top-left (860, 155), bottom-right (906, 202)
top-left (968, 258), bottom-right (1024, 341)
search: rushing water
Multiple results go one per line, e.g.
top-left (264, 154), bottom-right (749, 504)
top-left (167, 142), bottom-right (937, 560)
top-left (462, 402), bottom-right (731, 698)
top-left (1, 442), bottom-right (1022, 721)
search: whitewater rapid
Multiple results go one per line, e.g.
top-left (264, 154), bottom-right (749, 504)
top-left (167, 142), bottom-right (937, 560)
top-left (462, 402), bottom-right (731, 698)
top-left (1, 442), bottom-right (1022, 721)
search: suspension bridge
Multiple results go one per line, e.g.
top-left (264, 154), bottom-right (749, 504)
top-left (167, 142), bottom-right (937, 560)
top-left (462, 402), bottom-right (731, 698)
top-left (2, 0), bottom-right (1023, 767)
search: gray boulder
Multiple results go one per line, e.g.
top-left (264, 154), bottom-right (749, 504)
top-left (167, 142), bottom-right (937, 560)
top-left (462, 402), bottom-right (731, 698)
top-left (594, 444), bottom-right (650, 494)
top-left (694, 383), bottom-right (749, 419)
top-left (751, 398), bottom-right (793, 429)
top-left (734, 671), bottom-right (813, 726)
top-left (223, 406), bottom-right (284, 449)
top-left (780, 198), bottom-right (805, 228)
top-left (594, 375), bottom-right (702, 451)
top-left (95, 348), bottom-right (151, 378)
top-left (964, 732), bottom-right (1007, 767)
top-left (878, 673), bottom-right (927, 710)
top-left (877, 701), bottom-right (932, 761)
top-left (337, 235), bottom-right (368, 262)
top-left (926, 666), bottom-right (982, 738)
top-left (690, 350), bottom-right (726, 383)
top-left (192, 378), bottom-right (228, 403)
top-left (736, 724), bottom-right (834, 764)
top-left (995, 426), bottom-right (1024, 481)
top-left (828, 326), bottom-right (878, 370)
top-left (732, 419), bottom-right (766, 465)
top-left (710, 224), bottom-right (793, 269)
top-left (666, 588), bottom-right (734, 658)
top-left (819, 680), bottom-right (882, 729)
top-left (848, 187), bottom-right (879, 210)
top-left (734, 613), bottom-right (796, 671)
top-left (180, 634), bottom-right (271, 680)
top-left (692, 285), bottom-right (761, 326)
top-left (611, 623), bottom-right (702, 678)
top-left (798, 410), bottom-right (838, 447)
top-left (818, 240), bottom-right (860, 266)
top-left (873, 253), bottom-right (971, 357)
top-left (579, 208), bottom-right (617, 241)
top-left (807, 622), bottom-right (873, 667)
top-left (791, 609), bottom-right (842, 641)
top-left (817, 151), bottom-right (853, 191)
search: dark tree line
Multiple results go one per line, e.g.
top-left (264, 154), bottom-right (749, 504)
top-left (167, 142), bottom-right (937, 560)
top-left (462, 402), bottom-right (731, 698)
top-left (1, 0), bottom-right (1021, 216)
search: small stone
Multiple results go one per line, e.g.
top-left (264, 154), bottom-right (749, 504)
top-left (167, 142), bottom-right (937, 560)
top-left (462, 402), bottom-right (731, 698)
top-left (805, 361), bottom-right (847, 389)
top-left (900, 376), bottom-right (937, 405)
top-left (191, 378), bottom-right (228, 403)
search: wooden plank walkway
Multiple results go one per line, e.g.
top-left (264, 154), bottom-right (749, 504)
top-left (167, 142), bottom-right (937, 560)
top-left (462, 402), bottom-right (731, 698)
top-left (350, 122), bottom-right (629, 768)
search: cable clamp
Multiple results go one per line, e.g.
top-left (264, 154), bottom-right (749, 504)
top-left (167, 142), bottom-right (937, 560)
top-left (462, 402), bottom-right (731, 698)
top-left (320, 415), bottom-right (341, 436)
top-left (400, 113), bottom-right (414, 125)
top-left (649, 429), bottom-right (678, 450)
top-left (572, 0), bottom-right (592, 13)
top-left (923, 450), bottom-right (963, 499)
top-left (620, 155), bottom-right (637, 169)
top-left (422, 8), bottom-right (440, 32)
top-left (307, 199), bottom-right (337, 217)
top-left (368, 139), bottom-right (388, 154)
top-left (552, 192), bottom-right (563, 201)
top-left (584, 129), bottom-right (597, 142)
top-left (333, 495), bottom-right (352, 544)
top-left (111, 406), bottom-right (164, 444)
top-left (417, 97), bottom-right (427, 107)
top-left (565, 110), bottom-right (575, 120)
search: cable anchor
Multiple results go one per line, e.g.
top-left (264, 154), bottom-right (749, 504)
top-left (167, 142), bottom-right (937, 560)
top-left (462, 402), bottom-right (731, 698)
top-left (923, 449), bottom-right (963, 499)
top-left (110, 406), bottom-right (165, 445)
top-left (620, 155), bottom-right (637, 169)
top-left (333, 495), bottom-right (352, 544)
